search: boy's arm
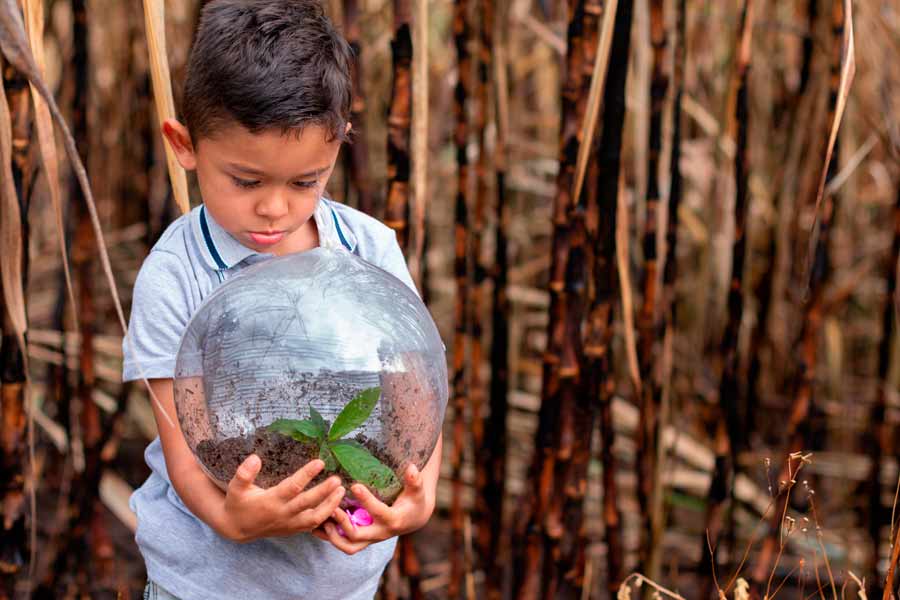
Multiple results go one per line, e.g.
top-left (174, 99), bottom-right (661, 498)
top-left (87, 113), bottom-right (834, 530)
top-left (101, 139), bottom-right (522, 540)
top-left (149, 378), bottom-right (347, 542)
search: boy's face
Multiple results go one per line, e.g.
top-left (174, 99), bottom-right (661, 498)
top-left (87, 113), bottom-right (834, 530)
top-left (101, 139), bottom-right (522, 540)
top-left (163, 119), bottom-right (345, 256)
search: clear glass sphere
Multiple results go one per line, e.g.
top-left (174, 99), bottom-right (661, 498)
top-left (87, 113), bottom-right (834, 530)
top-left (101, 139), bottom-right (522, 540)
top-left (173, 248), bottom-right (448, 504)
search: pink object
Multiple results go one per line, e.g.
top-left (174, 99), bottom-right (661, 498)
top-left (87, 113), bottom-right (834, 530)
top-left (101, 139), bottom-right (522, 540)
top-left (336, 507), bottom-right (373, 537)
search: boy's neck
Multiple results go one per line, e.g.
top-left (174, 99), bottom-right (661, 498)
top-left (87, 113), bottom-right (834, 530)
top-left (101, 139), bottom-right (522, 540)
top-left (268, 216), bottom-right (319, 257)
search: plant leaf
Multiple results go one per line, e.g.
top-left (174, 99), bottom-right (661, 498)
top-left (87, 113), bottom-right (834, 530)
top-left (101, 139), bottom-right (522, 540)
top-left (319, 443), bottom-right (337, 472)
top-left (331, 440), bottom-right (399, 491)
top-left (329, 387), bottom-right (381, 441)
top-left (268, 418), bottom-right (319, 442)
top-left (309, 406), bottom-right (328, 440)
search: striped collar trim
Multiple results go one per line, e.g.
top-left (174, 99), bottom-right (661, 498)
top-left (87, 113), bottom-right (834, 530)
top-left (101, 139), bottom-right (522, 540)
top-left (190, 198), bottom-right (356, 272)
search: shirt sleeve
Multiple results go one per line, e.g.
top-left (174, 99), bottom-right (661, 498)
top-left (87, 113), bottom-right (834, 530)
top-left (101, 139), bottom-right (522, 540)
top-left (122, 250), bottom-right (195, 381)
top-left (374, 229), bottom-right (420, 297)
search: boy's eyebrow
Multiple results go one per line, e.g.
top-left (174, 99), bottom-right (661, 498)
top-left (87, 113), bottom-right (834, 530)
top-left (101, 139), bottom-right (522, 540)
top-left (226, 163), bottom-right (327, 179)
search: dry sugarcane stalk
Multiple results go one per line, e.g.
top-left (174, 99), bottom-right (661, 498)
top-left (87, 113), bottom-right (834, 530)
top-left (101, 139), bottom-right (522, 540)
top-left (480, 2), bottom-right (510, 596)
top-left (479, 2), bottom-right (510, 600)
top-left (700, 0), bottom-right (755, 593)
top-left (554, 2), bottom-right (612, 597)
top-left (387, 3), bottom-right (428, 595)
top-left (751, 0), bottom-right (854, 591)
top-left (342, 0), bottom-right (374, 216)
top-left (49, 3), bottom-right (114, 587)
top-left (513, 1), bottom-right (588, 597)
top-left (661, 0), bottom-right (686, 413)
top-left (746, 0), bottom-right (820, 428)
top-left (585, 1), bottom-right (635, 595)
top-left (384, 0), bottom-right (413, 249)
top-left (471, 0), bottom-right (493, 584)
top-left (142, 0), bottom-right (189, 215)
top-left (0, 58), bottom-right (31, 596)
top-left (867, 182), bottom-right (900, 596)
top-left (449, 0), bottom-right (472, 595)
top-left (468, 0), bottom-right (506, 587)
top-left (644, 0), bottom-right (686, 583)
top-left (407, 0), bottom-right (428, 288)
top-left (748, 0), bottom-right (820, 416)
top-left (635, 0), bottom-right (668, 574)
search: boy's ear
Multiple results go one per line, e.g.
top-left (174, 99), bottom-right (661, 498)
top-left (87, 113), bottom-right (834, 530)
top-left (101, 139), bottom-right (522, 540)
top-left (345, 121), bottom-right (352, 136)
top-left (162, 119), bottom-right (198, 170)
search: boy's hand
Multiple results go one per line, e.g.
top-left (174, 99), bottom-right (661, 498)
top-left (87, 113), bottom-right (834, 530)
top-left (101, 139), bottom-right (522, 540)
top-left (311, 464), bottom-right (434, 555)
top-left (222, 455), bottom-right (346, 543)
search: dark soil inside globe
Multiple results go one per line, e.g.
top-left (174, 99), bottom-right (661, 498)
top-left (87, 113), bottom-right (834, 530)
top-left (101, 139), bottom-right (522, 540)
top-left (196, 429), bottom-right (402, 503)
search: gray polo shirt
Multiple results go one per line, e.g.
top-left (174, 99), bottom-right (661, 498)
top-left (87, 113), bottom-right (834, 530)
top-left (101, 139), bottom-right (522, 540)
top-left (123, 198), bottom-right (414, 600)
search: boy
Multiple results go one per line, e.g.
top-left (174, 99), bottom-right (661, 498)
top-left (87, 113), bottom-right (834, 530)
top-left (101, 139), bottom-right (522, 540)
top-left (122, 2), bottom-right (441, 598)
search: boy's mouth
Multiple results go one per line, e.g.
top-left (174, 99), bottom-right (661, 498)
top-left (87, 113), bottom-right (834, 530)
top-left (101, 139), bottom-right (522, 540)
top-left (248, 231), bottom-right (286, 246)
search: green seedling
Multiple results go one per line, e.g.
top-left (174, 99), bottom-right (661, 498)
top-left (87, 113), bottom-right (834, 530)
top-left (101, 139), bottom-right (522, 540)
top-left (268, 387), bottom-right (399, 492)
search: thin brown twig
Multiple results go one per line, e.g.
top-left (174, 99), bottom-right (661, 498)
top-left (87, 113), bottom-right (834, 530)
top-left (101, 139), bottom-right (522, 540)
top-left (771, 560), bottom-right (805, 600)
top-left (809, 495), bottom-right (838, 600)
top-left (706, 530), bottom-right (722, 596)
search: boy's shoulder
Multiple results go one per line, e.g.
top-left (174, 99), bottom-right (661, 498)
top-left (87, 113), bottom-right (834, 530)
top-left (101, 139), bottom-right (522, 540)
top-left (133, 208), bottom-right (206, 296)
top-left (149, 208), bottom-right (201, 257)
top-left (324, 198), bottom-right (399, 261)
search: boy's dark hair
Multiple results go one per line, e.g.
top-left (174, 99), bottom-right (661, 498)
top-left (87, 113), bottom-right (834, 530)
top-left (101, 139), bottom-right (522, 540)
top-left (183, 0), bottom-right (353, 143)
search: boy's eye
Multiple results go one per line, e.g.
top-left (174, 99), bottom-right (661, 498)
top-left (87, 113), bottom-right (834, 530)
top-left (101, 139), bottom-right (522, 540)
top-left (292, 180), bottom-right (318, 190)
top-left (231, 176), bottom-right (261, 189)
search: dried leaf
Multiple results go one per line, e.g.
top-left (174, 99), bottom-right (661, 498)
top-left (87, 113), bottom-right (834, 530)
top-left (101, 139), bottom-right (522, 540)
top-left (21, 0), bottom-right (77, 332)
top-left (0, 64), bottom-right (27, 357)
top-left (141, 0), bottom-right (189, 215)
top-left (0, 0), bottom-right (174, 427)
top-left (571, 0), bottom-right (618, 204)
top-left (616, 173), bottom-right (642, 397)
top-left (804, 0), bottom-right (856, 287)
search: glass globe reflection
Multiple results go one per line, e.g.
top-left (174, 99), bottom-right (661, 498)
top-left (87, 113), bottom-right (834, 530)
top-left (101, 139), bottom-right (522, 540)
top-left (173, 248), bottom-right (448, 504)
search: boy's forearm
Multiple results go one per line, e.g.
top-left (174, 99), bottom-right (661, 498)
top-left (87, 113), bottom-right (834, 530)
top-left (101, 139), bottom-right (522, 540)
top-left (168, 457), bottom-right (235, 538)
top-left (149, 379), bottom-right (236, 540)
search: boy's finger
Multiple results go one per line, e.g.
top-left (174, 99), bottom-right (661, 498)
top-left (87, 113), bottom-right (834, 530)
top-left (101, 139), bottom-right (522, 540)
top-left (273, 459), bottom-right (325, 500)
top-left (351, 484), bottom-right (392, 523)
top-left (295, 486), bottom-right (345, 528)
top-left (228, 454), bottom-right (261, 492)
top-left (329, 507), bottom-right (356, 538)
top-left (403, 464), bottom-right (423, 491)
top-left (330, 508), bottom-right (385, 543)
top-left (322, 522), bottom-right (369, 555)
top-left (285, 477), bottom-right (342, 513)
top-left (311, 527), bottom-right (330, 542)
top-left (285, 477), bottom-right (341, 514)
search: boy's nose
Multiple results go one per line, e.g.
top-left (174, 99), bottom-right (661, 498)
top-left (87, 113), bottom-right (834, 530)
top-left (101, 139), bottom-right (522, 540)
top-left (255, 190), bottom-right (289, 221)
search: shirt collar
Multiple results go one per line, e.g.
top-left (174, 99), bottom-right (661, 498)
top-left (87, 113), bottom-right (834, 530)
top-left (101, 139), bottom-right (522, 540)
top-left (317, 197), bottom-right (358, 253)
top-left (190, 197), bottom-right (357, 272)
